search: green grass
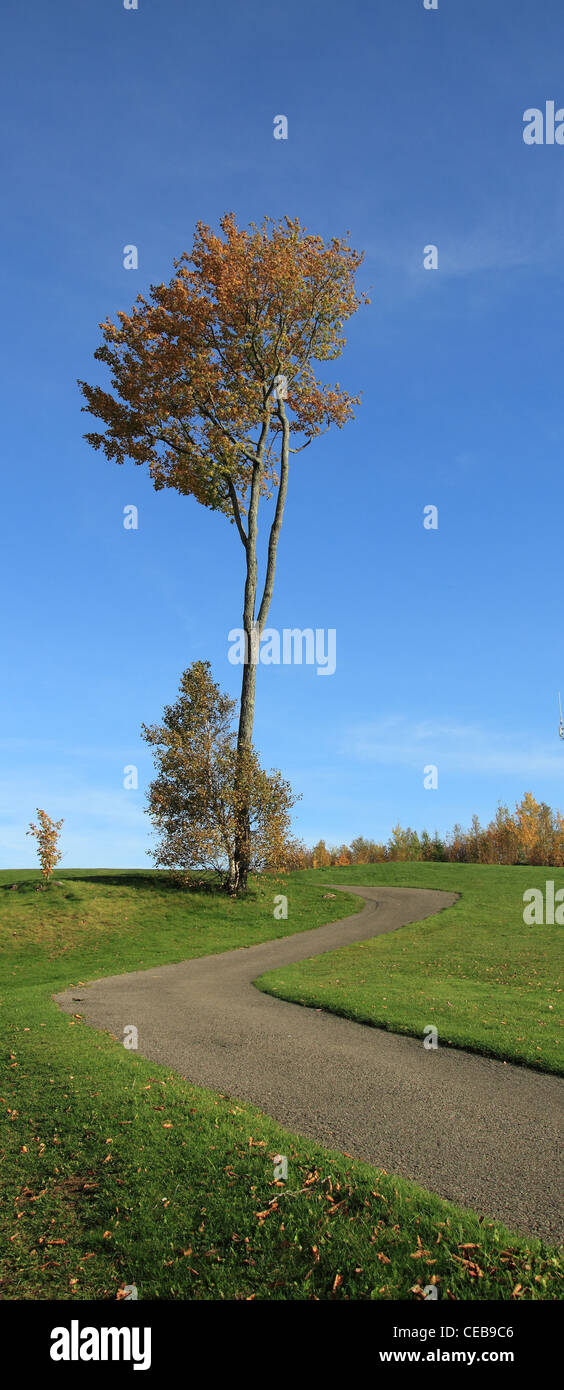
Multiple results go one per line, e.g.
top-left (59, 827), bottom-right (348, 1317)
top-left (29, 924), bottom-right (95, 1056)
top-left (256, 863), bottom-right (564, 1076)
top-left (0, 867), bottom-right (363, 987)
top-left (0, 866), bottom-right (561, 1301)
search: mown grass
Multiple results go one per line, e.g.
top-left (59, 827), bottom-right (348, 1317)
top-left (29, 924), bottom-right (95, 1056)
top-left (0, 867), bottom-right (363, 987)
top-left (256, 863), bottom-right (564, 1075)
top-left (0, 866), bottom-right (561, 1300)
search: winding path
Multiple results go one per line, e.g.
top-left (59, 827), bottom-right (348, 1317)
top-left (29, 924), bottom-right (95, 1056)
top-left (55, 885), bottom-right (563, 1244)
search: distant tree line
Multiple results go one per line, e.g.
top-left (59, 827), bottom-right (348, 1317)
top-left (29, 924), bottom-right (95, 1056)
top-left (274, 793), bottom-right (564, 870)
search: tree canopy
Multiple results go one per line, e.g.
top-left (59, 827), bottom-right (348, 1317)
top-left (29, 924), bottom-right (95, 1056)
top-left (79, 213), bottom-right (367, 529)
top-left (142, 661), bottom-right (298, 889)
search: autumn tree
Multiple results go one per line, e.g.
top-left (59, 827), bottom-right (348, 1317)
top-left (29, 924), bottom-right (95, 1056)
top-left (513, 791), bottom-right (555, 865)
top-left (447, 822), bottom-right (469, 863)
top-left (349, 835), bottom-right (372, 864)
top-left (79, 214), bottom-right (366, 892)
top-left (552, 810), bottom-right (564, 866)
top-left (312, 839), bottom-right (330, 869)
top-left (485, 802), bottom-right (519, 864)
top-left (265, 835), bottom-right (312, 873)
top-left (388, 822), bottom-right (413, 856)
top-left (141, 661), bottom-right (298, 890)
top-left (335, 843), bottom-right (352, 866)
top-left (27, 809), bottom-right (64, 884)
top-left (467, 813), bottom-right (489, 863)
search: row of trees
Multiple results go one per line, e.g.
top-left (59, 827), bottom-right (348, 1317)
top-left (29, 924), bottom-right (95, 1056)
top-left (25, 789), bottom-right (564, 888)
top-left (279, 794), bottom-right (564, 870)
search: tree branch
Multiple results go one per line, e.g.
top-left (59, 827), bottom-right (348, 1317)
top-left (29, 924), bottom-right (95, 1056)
top-left (225, 476), bottom-right (248, 549)
top-left (256, 400), bottom-right (290, 634)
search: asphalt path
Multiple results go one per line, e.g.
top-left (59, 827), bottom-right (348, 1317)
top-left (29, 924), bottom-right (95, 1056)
top-left (54, 884), bottom-right (563, 1243)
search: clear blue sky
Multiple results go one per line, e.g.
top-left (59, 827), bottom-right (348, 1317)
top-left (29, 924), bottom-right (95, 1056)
top-left (3, 0), bottom-right (564, 868)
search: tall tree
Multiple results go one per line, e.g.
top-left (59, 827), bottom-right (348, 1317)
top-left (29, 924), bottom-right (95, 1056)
top-left (79, 213), bottom-right (367, 891)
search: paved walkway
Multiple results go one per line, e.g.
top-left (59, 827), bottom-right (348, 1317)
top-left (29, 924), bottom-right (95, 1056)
top-left (55, 885), bottom-right (563, 1244)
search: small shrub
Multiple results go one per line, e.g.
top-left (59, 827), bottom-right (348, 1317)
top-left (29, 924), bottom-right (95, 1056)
top-left (26, 808), bottom-right (64, 884)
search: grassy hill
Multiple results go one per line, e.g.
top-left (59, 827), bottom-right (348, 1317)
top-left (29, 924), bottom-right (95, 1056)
top-left (257, 863), bottom-right (564, 1075)
top-left (0, 866), bottom-right (561, 1301)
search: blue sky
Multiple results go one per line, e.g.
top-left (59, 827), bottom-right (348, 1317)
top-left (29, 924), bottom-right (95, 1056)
top-left (3, 0), bottom-right (564, 868)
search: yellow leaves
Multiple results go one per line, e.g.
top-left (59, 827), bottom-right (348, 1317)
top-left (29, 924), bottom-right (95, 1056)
top-left (26, 810), bottom-right (64, 881)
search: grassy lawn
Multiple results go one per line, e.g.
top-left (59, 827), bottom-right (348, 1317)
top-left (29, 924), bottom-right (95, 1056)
top-left (256, 863), bottom-right (564, 1076)
top-left (0, 866), bottom-right (562, 1301)
top-left (0, 867), bottom-right (363, 986)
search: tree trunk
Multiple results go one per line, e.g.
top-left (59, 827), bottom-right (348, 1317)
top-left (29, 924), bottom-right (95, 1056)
top-left (227, 853), bottom-right (238, 894)
top-left (232, 633), bottom-right (257, 893)
top-left (231, 398), bottom-right (289, 895)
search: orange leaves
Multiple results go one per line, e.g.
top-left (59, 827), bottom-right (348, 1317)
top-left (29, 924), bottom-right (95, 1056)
top-left (301, 1168), bottom-right (320, 1188)
top-left (410, 1235), bottom-right (432, 1260)
top-left (451, 1251), bottom-right (484, 1279)
top-left (79, 212), bottom-right (366, 521)
top-left (312, 791), bottom-right (564, 869)
top-left (255, 1201), bottom-right (279, 1225)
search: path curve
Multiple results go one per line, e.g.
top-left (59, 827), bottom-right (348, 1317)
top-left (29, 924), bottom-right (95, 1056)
top-left (54, 885), bottom-right (563, 1244)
